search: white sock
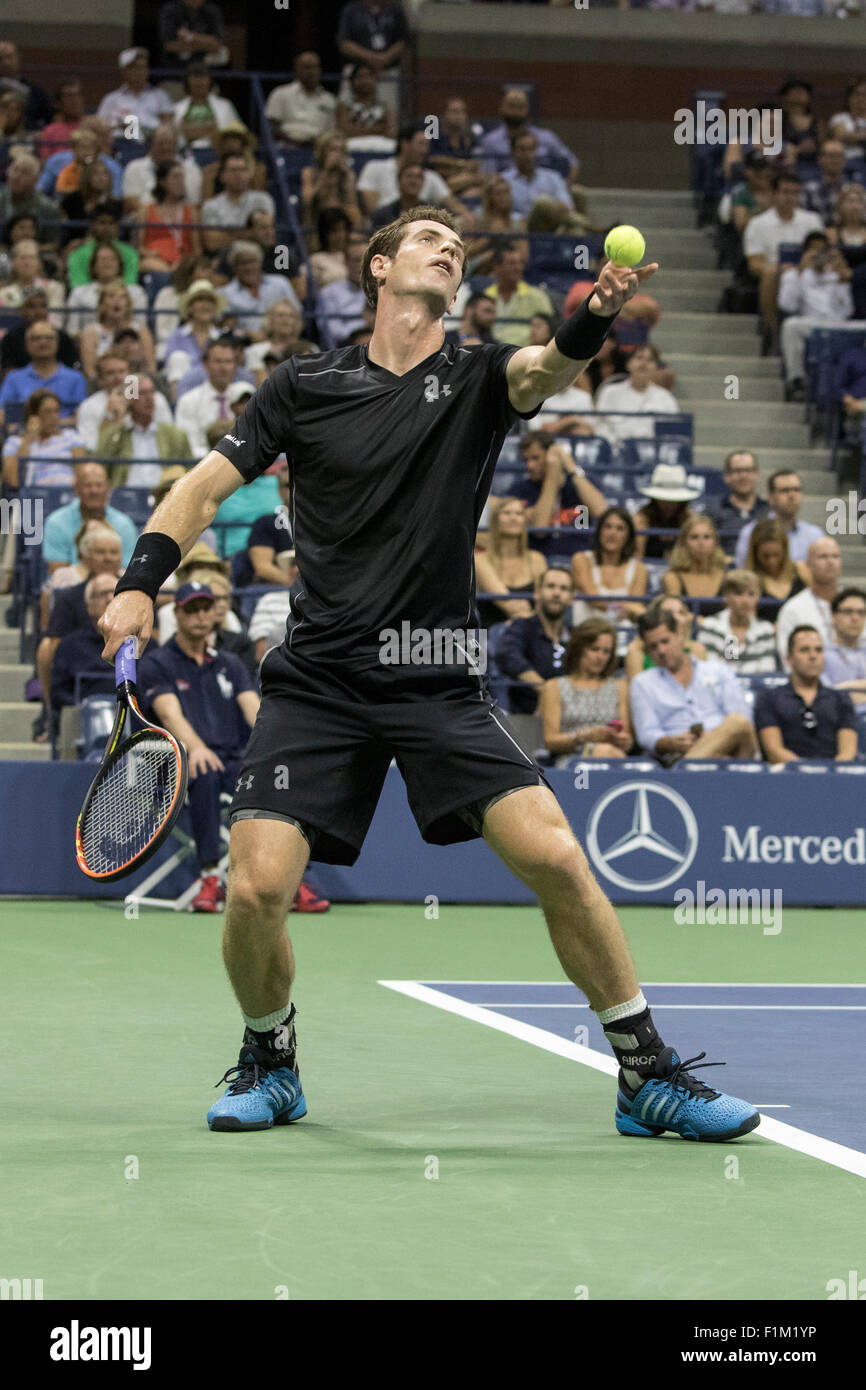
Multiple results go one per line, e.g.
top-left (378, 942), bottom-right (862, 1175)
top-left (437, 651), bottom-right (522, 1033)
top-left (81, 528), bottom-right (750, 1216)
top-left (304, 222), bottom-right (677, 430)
top-left (597, 991), bottom-right (647, 1026)
top-left (243, 1003), bottom-right (291, 1033)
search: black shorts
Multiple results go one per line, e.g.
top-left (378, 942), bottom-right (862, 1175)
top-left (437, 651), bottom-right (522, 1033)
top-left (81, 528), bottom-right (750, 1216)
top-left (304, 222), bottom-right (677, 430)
top-left (229, 645), bottom-right (549, 865)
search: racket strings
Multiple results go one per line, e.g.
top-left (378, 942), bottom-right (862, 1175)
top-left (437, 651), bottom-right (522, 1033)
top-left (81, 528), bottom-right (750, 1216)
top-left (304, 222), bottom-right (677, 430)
top-left (79, 734), bottom-right (182, 875)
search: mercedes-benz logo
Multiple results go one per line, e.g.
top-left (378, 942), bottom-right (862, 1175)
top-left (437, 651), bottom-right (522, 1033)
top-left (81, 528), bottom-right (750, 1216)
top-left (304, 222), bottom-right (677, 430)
top-left (585, 781), bottom-right (699, 892)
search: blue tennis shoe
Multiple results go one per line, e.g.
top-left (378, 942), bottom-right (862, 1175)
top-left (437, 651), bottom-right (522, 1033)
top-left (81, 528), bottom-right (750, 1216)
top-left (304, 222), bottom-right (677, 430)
top-left (207, 1043), bottom-right (307, 1132)
top-left (615, 1046), bottom-right (759, 1142)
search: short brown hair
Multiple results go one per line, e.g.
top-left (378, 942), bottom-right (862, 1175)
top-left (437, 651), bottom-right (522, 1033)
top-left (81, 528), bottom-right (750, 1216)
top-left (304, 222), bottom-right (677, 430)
top-left (564, 617), bottom-right (619, 678)
top-left (361, 205), bottom-right (466, 311)
top-left (721, 568), bottom-right (760, 597)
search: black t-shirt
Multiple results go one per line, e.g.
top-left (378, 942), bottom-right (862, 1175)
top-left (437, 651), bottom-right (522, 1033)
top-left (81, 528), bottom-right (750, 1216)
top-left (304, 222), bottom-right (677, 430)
top-left (234, 510), bottom-right (293, 587)
top-left (214, 340), bottom-right (539, 672)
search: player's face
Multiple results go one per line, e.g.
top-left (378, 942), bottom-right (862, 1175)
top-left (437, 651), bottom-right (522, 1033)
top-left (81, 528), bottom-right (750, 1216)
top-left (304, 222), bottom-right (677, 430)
top-left (382, 221), bottom-right (464, 315)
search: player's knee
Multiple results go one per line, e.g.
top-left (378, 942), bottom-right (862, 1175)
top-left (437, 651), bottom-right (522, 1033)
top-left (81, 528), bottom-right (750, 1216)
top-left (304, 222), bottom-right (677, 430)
top-left (227, 862), bottom-right (293, 919)
top-left (522, 826), bottom-right (584, 887)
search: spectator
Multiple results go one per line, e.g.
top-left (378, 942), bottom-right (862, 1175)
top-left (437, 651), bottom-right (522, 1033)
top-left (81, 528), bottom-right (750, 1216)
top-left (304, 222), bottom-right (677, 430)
top-left (158, 538), bottom-right (231, 625)
top-left (245, 300), bottom-right (315, 379)
top-left (370, 161), bottom-right (427, 230)
top-left (50, 571), bottom-right (149, 711)
top-left (0, 88), bottom-right (33, 152)
top-left (59, 159), bottom-right (118, 251)
top-left (96, 372), bottom-right (192, 487)
top-left (41, 460), bottom-right (139, 570)
top-left (310, 207), bottom-right (352, 287)
top-left (162, 278), bottom-right (227, 385)
top-left (571, 506), bottom-right (648, 622)
top-left (248, 583), bottom-right (296, 663)
top-left (173, 62), bottom-right (240, 149)
top-left (0, 240), bottom-right (65, 325)
top-left (803, 140), bottom-right (854, 222)
top-left (502, 130), bottom-right (574, 223)
top-left (244, 209), bottom-right (304, 297)
top-left (526, 194), bottom-right (588, 237)
top-left (743, 170), bottom-right (823, 346)
top-left (539, 617), bottom-right (632, 763)
top-left (831, 182), bottom-right (866, 250)
top-left (483, 241), bottom-right (553, 347)
top-left (0, 155), bottom-right (62, 246)
top-left (158, 0), bottom-right (229, 70)
top-left (134, 160), bottom-right (202, 273)
top-left (702, 449), bottom-right (770, 556)
top-left (827, 76), bottom-right (866, 161)
top-left (427, 95), bottom-right (483, 197)
top-left (138, 581), bottom-right (258, 913)
top-left (479, 87), bottom-right (579, 181)
top-left (148, 253), bottom-right (219, 352)
top-left (46, 122), bottom-right (122, 201)
top-left (79, 281), bottom-right (157, 380)
top-left (319, 232), bottom-right (370, 344)
top-left (36, 78), bottom-right (85, 162)
top-left (65, 246), bottom-right (146, 338)
top-left (776, 536), bottom-right (843, 665)
top-left (336, 0), bottom-right (409, 113)
top-left (777, 76), bottom-right (820, 163)
top-left (824, 587), bottom-right (866, 700)
top-left (662, 513), bottom-right (730, 617)
top-left (0, 39), bottom-right (53, 127)
top-left (334, 60), bottom-right (397, 150)
top-left (777, 231), bottom-right (854, 395)
top-left (173, 333), bottom-right (253, 400)
top-left (734, 470), bottom-right (825, 568)
top-left (743, 515), bottom-right (812, 622)
top-left (198, 123), bottom-right (268, 203)
top-left (0, 323), bottom-right (87, 428)
top-left (233, 461), bottom-right (294, 586)
top-left (755, 625), bottom-right (858, 763)
top-left (507, 432), bottom-right (607, 530)
top-left (632, 464), bottom-right (700, 562)
top-left (535, 364), bottom-right (595, 435)
top-left (40, 519), bottom-right (123, 628)
top-left (629, 606), bottom-right (756, 762)
top-left (96, 48), bottom-right (174, 138)
top-left (1, 388), bottom-right (87, 488)
top-left (0, 287), bottom-right (77, 372)
top-left (77, 351), bottom-right (174, 452)
top-left (728, 151), bottom-right (773, 236)
top-left (696, 569), bottom-right (778, 674)
top-left (495, 566), bottom-right (574, 714)
top-left (174, 339), bottom-right (241, 455)
top-left (223, 240), bottom-right (300, 333)
top-left (444, 290), bottom-right (497, 347)
top-left (624, 593), bottom-right (708, 681)
top-left (122, 124), bottom-right (203, 213)
top-left (356, 123), bottom-right (455, 217)
top-left (474, 496), bottom-right (547, 630)
top-left (66, 202), bottom-right (139, 289)
top-left (593, 344), bottom-right (680, 444)
top-left (202, 571), bottom-right (257, 677)
top-left (265, 51), bottom-right (336, 147)
top-left (201, 153), bottom-right (275, 252)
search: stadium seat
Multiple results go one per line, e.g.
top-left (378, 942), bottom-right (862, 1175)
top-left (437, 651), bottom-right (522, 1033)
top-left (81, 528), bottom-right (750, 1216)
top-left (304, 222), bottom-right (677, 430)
top-left (109, 487), bottom-right (154, 528)
top-left (619, 438), bottom-right (693, 470)
top-left (77, 696), bottom-right (116, 763)
top-left (140, 271), bottom-right (173, 307)
top-left (572, 437), bottom-right (613, 468)
top-left (112, 138), bottom-right (147, 167)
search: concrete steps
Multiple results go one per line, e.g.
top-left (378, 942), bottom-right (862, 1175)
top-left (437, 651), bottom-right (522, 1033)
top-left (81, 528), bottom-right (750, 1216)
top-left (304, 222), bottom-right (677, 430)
top-left (0, 664), bottom-right (29, 702)
top-left (0, 742), bottom-right (50, 761)
top-left (0, 704), bottom-right (38, 742)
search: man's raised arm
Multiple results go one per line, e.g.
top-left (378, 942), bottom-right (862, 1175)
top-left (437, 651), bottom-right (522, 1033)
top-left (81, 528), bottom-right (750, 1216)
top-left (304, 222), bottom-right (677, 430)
top-left (99, 451), bottom-right (245, 659)
top-left (505, 259), bottom-right (659, 414)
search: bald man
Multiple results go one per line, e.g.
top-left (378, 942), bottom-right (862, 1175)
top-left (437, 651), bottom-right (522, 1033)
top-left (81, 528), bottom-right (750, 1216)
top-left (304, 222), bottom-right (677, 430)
top-left (776, 536), bottom-right (843, 666)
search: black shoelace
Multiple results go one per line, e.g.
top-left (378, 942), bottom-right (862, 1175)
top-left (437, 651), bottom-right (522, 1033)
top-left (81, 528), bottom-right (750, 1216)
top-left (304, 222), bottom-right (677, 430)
top-left (214, 1059), bottom-right (271, 1095)
top-left (666, 1051), bottom-right (726, 1102)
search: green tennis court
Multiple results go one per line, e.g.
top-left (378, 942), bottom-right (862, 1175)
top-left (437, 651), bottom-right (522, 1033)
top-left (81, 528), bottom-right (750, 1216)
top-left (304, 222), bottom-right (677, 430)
top-left (2, 901), bottom-right (864, 1301)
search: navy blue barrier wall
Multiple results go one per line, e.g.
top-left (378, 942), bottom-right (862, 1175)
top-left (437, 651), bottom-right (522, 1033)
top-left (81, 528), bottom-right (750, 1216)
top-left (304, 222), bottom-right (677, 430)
top-left (2, 761), bottom-right (866, 907)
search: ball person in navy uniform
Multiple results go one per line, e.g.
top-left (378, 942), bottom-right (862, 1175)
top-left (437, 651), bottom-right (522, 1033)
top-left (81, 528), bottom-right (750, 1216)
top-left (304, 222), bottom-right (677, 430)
top-left (100, 205), bottom-right (761, 1141)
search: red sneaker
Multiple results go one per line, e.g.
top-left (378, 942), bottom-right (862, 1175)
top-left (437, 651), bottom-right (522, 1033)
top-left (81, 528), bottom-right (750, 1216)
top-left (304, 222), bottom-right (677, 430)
top-left (191, 873), bottom-right (225, 913)
top-left (292, 879), bottom-right (330, 913)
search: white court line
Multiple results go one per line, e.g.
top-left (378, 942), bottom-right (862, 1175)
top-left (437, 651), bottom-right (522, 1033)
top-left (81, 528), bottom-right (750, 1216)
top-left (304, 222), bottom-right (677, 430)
top-left (482, 1003), bottom-right (866, 1011)
top-left (415, 981), bottom-right (866, 988)
top-left (379, 981), bottom-right (866, 1182)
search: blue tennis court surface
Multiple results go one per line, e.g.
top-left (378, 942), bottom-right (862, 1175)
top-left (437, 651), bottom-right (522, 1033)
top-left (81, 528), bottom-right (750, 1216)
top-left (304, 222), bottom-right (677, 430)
top-left (418, 982), bottom-right (866, 1155)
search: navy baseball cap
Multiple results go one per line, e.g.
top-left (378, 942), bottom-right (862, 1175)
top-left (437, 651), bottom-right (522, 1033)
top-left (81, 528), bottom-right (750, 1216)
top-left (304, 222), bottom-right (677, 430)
top-left (175, 581), bottom-right (215, 607)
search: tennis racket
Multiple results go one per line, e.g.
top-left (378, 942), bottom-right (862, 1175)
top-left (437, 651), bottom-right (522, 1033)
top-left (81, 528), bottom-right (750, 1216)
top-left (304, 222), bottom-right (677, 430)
top-left (75, 636), bottom-right (189, 881)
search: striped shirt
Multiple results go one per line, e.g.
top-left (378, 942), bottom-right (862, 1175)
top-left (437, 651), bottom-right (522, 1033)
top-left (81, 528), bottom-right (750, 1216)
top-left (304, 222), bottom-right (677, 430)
top-left (697, 610), bottom-right (778, 675)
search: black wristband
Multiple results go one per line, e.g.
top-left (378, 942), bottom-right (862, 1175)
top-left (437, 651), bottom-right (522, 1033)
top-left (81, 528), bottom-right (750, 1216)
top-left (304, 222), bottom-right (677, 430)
top-left (554, 294), bottom-right (618, 361)
top-left (114, 532), bottom-right (182, 602)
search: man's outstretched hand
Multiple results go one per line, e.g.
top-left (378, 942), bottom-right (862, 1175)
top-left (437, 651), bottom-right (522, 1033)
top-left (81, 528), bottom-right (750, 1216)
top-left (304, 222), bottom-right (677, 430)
top-left (589, 258), bottom-right (660, 318)
top-left (99, 592), bottom-right (155, 662)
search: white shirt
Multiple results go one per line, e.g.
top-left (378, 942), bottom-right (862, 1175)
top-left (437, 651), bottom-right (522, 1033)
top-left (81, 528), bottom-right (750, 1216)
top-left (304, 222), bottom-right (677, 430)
top-left (96, 83), bottom-right (174, 136)
top-left (77, 387), bottom-right (173, 451)
top-left (827, 110), bottom-right (866, 159)
top-left (248, 590), bottom-right (293, 646)
top-left (592, 379), bottom-right (681, 443)
top-left (223, 274), bottom-right (300, 333)
top-left (126, 422), bottom-right (164, 487)
top-left (743, 207), bottom-right (824, 263)
top-left (357, 156), bottom-right (450, 209)
top-left (65, 280), bottom-right (148, 338)
top-left (202, 189), bottom-right (275, 227)
top-left (536, 385), bottom-right (594, 426)
top-left (776, 588), bottom-right (835, 667)
top-left (121, 154), bottom-right (202, 206)
top-left (264, 81), bottom-right (336, 144)
top-left (174, 380), bottom-right (235, 457)
top-left (777, 266), bottom-right (853, 320)
top-left (173, 93), bottom-right (240, 145)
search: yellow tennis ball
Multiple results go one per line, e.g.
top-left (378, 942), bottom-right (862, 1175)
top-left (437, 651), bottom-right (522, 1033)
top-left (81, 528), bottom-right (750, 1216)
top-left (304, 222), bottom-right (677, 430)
top-left (604, 225), bottom-right (646, 267)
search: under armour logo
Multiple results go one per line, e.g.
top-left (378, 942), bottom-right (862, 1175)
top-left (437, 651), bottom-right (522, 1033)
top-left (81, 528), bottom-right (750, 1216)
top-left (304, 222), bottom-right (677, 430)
top-left (236, 774), bottom-right (254, 792)
top-left (131, 555), bottom-right (148, 565)
top-left (423, 374), bottom-right (452, 402)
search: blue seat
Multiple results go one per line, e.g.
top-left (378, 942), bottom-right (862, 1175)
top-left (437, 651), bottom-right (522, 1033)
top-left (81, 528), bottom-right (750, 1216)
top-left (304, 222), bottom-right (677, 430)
top-left (619, 437), bottom-right (693, 470)
top-left (77, 696), bottom-right (116, 762)
top-left (572, 436), bottom-right (613, 468)
top-left (109, 486), bottom-right (153, 528)
top-left (112, 138), bottom-right (147, 167)
top-left (189, 146), bottom-right (218, 169)
top-left (498, 436), bottom-right (523, 469)
top-left (139, 271), bottom-right (173, 307)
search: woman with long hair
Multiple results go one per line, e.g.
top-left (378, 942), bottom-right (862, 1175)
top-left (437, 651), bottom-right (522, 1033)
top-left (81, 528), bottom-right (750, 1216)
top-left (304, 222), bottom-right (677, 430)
top-left (65, 242), bottom-right (148, 335)
top-left (624, 593), bottom-right (708, 680)
top-left (0, 238), bottom-right (65, 326)
top-left (300, 132), bottom-right (363, 231)
top-left (662, 513), bottom-right (730, 617)
top-left (571, 506), bottom-right (648, 621)
top-left (59, 156), bottom-right (116, 248)
top-left (245, 299), bottom-right (315, 380)
top-left (831, 183), bottom-right (866, 248)
top-left (150, 253), bottom-right (220, 352)
top-left (828, 76), bottom-right (866, 161)
top-left (310, 207), bottom-right (352, 288)
top-left (79, 279), bottom-right (156, 378)
top-left (135, 160), bottom-right (201, 271)
top-left (744, 516), bottom-right (811, 622)
top-left (1, 389), bottom-right (87, 488)
top-left (474, 496), bottom-right (547, 629)
top-left (463, 177), bottom-right (524, 276)
top-left (539, 617), bottom-right (632, 764)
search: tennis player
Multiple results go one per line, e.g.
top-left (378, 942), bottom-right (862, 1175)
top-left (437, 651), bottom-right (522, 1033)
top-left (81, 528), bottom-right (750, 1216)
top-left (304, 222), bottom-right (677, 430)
top-left (100, 206), bottom-right (760, 1142)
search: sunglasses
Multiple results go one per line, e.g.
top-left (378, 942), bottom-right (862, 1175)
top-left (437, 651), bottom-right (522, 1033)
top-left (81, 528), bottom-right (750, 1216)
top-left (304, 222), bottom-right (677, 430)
top-left (801, 708), bottom-right (818, 732)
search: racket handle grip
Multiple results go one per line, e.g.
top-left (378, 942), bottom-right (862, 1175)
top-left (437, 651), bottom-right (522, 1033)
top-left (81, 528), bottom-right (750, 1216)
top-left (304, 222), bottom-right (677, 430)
top-left (115, 636), bottom-right (139, 687)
